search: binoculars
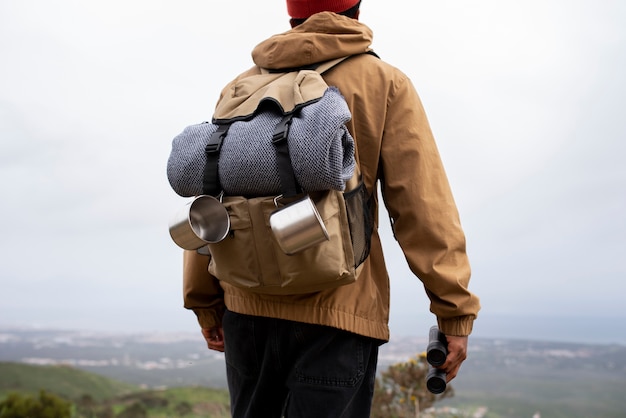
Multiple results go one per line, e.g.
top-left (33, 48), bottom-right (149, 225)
top-left (426, 326), bottom-right (448, 394)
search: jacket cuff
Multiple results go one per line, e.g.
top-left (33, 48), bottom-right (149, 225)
top-left (437, 315), bottom-right (476, 336)
top-left (193, 308), bottom-right (225, 330)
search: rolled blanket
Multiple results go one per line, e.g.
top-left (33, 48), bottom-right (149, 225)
top-left (167, 87), bottom-right (356, 197)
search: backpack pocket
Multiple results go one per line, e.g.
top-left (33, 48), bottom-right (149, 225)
top-left (207, 191), bottom-right (357, 295)
top-left (267, 190), bottom-right (356, 293)
top-left (207, 196), bottom-right (276, 289)
top-left (343, 179), bottom-right (373, 270)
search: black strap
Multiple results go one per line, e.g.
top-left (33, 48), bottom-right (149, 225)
top-left (202, 124), bottom-right (230, 196)
top-left (272, 113), bottom-right (301, 197)
top-left (202, 116), bottom-right (301, 198)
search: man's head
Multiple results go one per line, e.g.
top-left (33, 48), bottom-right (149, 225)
top-left (287, 0), bottom-right (361, 26)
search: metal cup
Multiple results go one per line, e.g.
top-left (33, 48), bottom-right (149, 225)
top-left (269, 195), bottom-right (329, 255)
top-left (169, 195), bottom-right (230, 250)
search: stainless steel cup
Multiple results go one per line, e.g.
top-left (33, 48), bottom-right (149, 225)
top-left (169, 195), bottom-right (230, 250)
top-left (269, 195), bottom-right (329, 255)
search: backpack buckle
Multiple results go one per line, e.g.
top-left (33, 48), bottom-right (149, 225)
top-left (206, 124), bottom-right (229, 154)
top-left (272, 114), bottom-right (294, 144)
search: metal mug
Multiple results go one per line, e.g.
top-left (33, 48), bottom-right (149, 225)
top-left (169, 195), bottom-right (230, 250)
top-left (269, 195), bottom-right (329, 255)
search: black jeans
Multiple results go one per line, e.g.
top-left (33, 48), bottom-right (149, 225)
top-left (222, 310), bottom-right (379, 418)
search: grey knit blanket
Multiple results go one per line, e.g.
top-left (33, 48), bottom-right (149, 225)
top-left (167, 87), bottom-right (356, 197)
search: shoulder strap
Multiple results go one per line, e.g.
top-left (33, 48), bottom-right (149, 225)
top-left (260, 55), bottom-right (351, 76)
top-left (314, 56), bottom-right (351, 74)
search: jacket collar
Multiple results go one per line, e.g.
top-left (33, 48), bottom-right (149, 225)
top-left (251, 12), bottom-right (373, 70)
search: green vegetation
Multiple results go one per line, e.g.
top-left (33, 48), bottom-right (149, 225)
top-left (0, 363), bottom-right (229, 418)
top-left (0, 363), bottom-right (136, 401)
top-left (112, 387), bottom-right (230, 418)
top-left (0, 390), bottom-right (72, 418)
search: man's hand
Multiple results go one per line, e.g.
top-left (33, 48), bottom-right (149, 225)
top-left (201, 327), bottom-right (225, 352)
top-left (441, 335), bottom-right (468, 382)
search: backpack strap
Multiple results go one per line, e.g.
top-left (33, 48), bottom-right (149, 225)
top-left (272, 113), bottom-right (301, 198)
top-left (260, 55), bottom-right (351, 76)
top-left (202, 124), bottom-right (230, 196)
top-left (314, 56), bottom-right (351, 74)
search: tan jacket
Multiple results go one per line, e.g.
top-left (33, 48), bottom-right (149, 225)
top-left (182, 12), bottom-right (480, 341)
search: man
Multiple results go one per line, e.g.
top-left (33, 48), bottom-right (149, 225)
top-left (181, 1), bottom-right (481, 416)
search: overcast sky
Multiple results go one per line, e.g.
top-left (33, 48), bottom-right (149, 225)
top-left (1, 1), bottom-right (624, 343)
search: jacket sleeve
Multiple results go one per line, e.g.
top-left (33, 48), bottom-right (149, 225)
top-left (380, 75), bottom-right (480, 336)
top-left (182, 250), bottom-right (226, 329)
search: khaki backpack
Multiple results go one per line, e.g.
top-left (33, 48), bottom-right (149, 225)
top-left (167, 57), bottom-right (373, 294)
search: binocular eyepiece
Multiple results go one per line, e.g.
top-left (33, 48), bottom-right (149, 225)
top-left (426, 326), bottom-right (448, 394)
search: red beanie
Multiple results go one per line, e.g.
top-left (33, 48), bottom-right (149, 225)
top-left (286, 0), bottom-right (360, 19)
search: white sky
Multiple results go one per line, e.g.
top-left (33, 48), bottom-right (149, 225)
top-left (1, 0), bottom-right (624, 341)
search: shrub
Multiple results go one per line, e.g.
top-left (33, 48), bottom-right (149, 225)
top-left (0, 390), bottom-right (72, 418)
top-left (371, 353), bottom-right (453, 417)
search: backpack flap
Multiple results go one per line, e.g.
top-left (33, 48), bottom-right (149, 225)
top-left (213, 69), bottom-right (329, 122)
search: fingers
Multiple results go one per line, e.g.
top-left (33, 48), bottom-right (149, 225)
top-left (441, 335), bottom-right (468, 382)
top-left (201, 327), bottom-right (225, 352)
top-left (207, 340), bottom-right (225, 352)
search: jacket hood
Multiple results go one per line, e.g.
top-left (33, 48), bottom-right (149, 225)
top-left (251, 12), bottom-right (373, 70)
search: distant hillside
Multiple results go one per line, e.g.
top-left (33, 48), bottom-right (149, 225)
top-left (0, 361), bottom-right (137, 401)
top-left (0, 362), bottom-right (230, 418)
